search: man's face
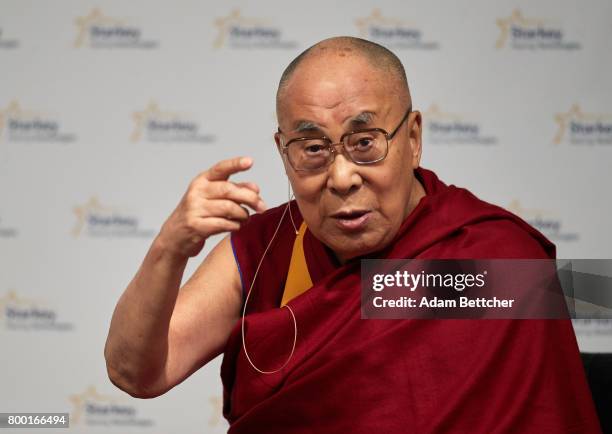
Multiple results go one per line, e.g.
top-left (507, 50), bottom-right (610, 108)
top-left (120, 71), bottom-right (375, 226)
top-left (275, 54), bottom-right (423, 262)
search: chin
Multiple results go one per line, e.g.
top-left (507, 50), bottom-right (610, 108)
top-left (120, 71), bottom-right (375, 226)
top-left (329, 235), bottom-right (385, 262)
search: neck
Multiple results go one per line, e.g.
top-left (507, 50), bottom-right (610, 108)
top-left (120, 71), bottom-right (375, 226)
top-left (406, 178), bottom-right (426, 218)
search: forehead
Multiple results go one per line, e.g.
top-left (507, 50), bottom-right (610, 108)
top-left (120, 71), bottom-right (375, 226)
top-left (279, 54), bottom-right (393, 124)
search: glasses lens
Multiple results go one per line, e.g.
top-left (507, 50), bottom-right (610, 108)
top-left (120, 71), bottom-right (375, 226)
top-left (287, 139), bottom-right (332, 171)
top-left (344, 131), bottom-right (387, 163)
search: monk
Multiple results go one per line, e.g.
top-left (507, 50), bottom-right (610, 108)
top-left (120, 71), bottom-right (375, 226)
top-left (104, 37), bottom-right (602, 433)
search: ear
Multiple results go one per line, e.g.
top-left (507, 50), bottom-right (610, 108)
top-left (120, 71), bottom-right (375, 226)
top-left (274, 132), bottom-right (290, 174)
top-left (408, 111), bottom-right (422, 169)
top-left (274, 132), bottom-right (283, 154)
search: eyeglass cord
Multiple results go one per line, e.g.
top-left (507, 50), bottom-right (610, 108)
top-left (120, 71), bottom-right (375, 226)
top-left (241, 181), bottom-right (299, 374)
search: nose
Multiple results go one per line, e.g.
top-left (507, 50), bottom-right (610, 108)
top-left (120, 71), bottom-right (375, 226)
top-left (326, 149), bottom-right (363, 196)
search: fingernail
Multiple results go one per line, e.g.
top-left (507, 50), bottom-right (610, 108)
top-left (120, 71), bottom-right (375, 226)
top-left (257, 200), bottom-right (267, 212)
top-left (241, 157), bottom-right (252, 166)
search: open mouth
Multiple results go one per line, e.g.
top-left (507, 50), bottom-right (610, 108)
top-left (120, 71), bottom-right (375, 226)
top-left (333, 209), bottom-right (368, 219)
top-left (331, 209), bottom-right (371, 230)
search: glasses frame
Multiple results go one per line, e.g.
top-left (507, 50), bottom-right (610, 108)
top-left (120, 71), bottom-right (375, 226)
top-left (278, 105), bottom-right (413, 172)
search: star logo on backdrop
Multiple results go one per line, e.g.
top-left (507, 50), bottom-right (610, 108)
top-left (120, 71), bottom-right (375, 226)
top-left (0, 100), bottom-right (37, 138)
top-left (422, 103), bottom-right (497, 145)
top-left (74, 8), bottom-right (124, 48)
top-left (213, 9), bottom-right (269, 48)
top-left (507, 199), bottom-right (549, 219)
top-left (131, 101), bottom-right (192, 142)
top-left (496, 9), bottom-right (545, 49)
top-left (131, 101), bottom-right (162, 142)
top-left (355, 9), bottom-right (408, 37)
top-left (554, 104), bottom-right (583, 144)
top-left (507, 199), bottom-right (578, 241)
top-left (72, 196), bottom-right (112, 237)
top-left (553, 104), bottom-right (611, 144)
top-left (69, 386), bottom-right (124, 425)
top-left (423, 103), bottom-right (465, 121)
top-left (0, 102), bottom-right (11, 137)
top-left (0, 290), bottom-right (46, 321)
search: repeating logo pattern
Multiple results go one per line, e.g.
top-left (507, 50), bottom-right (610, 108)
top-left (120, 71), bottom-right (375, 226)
top-left (496, 9), bottom-right (581, 50)
top-left (70, 386), bottom-right (154, 427)
top-left (355, 9), bottom-right (439, 50)
top-left (131, 102), bottom-right (216, 144)
top-left (554, 104), bottom-right (612, 145)
top-left (423, 104), bottom-right (498, 145)
top-left (72, 197), bottom-right (155, 238)
top-left (508, 199), bottom-right (579, 242)
top-left (0, 101), bottom-right (76, 143)
top-left (0, 290), bottom-right (74, 331)
top-left (75, 9), bottom-right (158, 49)
top-left (213, 10), bottom-right (297, 49)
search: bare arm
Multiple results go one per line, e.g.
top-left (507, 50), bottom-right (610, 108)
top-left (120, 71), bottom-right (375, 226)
top-left (104, 157), bottom-right (265, 398)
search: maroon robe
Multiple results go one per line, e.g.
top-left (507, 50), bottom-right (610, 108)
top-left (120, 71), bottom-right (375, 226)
top-left (222, 167), bottom-right (602, 433)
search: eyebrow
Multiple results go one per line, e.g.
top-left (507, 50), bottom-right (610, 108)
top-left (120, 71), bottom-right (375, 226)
top-left (348, 111), bottom-right (375, 127)
top-left (294, 120), bottom-right (321, 133)
top-left (291, 111), bottom-right (377, 134)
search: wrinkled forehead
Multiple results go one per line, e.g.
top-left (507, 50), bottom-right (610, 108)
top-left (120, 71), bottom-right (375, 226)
top-left (278, 54), bottom-right (394, 124)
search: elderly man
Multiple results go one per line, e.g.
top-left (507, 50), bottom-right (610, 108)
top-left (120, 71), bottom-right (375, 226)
top-left (105, 37), bottom-right (602, 433)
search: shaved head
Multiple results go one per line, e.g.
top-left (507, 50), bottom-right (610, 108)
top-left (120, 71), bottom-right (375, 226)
top-left (272, 36), bottom-right (423, 263)
top-left (276, 36), bottom-right (411, 121)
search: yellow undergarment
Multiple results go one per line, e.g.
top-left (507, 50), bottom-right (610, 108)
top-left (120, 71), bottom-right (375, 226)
top-left (280, 222), bottom-right (313, 306)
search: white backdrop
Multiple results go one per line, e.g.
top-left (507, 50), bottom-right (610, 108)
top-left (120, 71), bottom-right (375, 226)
top-left (1, 0), bottom-right (611, 432)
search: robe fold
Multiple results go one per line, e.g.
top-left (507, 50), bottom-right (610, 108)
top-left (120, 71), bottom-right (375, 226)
top-left (222, 167), bottom-right (601, 433)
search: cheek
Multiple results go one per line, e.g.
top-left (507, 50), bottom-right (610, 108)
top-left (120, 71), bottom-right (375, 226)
top-left (291, 175), bottom-right (323, 199)
top-left (290, 174), bottom-right (327, 216)
top-left (368, 155), bottom-right (411, 217)
top-left (377, 148), bottom-right (404, 185)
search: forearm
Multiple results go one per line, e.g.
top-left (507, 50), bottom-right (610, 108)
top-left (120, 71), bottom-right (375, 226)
top-left (104, 235), bottom-right (188, 396)
top-left (104, 157), bottom-right (263, 397)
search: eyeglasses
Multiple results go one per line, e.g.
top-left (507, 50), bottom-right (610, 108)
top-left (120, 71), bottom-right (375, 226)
top-left (278, 106), bottom-right (412, 172)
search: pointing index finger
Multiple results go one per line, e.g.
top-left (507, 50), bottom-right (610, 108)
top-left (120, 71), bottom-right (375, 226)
top-left (206, 157), bottom-right (253, 181)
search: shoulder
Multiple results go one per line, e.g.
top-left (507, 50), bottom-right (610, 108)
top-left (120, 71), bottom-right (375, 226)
top-left (453, 218), bottom-right (554, 259)
top-left (229, 201), bottom-right (300, 304)
top-left (424, 182), bottom-right (556, 259)
top-left (230, 200), bottom-right (300, 252)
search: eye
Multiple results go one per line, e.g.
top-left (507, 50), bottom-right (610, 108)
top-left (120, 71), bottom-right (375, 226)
top-left (304, 144), bottom-right (326, 154)
top-left (355, 137), bottom-right (374, 149)
top-left (348, 134), bottom-right (376, 152)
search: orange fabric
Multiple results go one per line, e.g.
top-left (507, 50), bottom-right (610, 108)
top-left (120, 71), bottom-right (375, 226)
top-left (280, 221), bottom-right (312, 306)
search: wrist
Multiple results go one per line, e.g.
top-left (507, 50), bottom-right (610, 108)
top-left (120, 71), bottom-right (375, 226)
top-left (151, 233), bottom-right (190, 267)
